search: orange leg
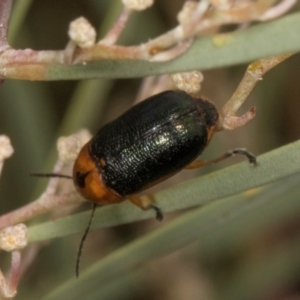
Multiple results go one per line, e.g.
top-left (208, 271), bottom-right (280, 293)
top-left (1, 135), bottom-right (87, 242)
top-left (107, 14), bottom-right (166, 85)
top-left (185, 148), bottom-right (257, 170)
top-left (128, 194), bottom-right (163, 221)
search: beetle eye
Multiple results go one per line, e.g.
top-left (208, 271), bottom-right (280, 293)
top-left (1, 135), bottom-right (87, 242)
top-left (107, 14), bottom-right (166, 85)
top-left (75, 171), bottom-right (89, 188)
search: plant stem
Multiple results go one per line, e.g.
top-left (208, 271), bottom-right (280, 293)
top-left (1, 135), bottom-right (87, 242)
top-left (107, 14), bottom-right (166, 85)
top-left (0, 0), bottom-right (13, 50)
top-left (0, 193), bottom-right (80, 230)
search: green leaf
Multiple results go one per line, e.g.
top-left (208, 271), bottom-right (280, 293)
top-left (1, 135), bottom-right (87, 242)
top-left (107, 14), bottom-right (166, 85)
top-left (45, 12), bottom-right (300, 80)
top-left (28, 138), bottom-right (300, 242)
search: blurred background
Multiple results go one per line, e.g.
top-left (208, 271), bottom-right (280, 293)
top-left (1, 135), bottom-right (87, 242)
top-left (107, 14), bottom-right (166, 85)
top-left (0, 0), bottom-right (300, 299)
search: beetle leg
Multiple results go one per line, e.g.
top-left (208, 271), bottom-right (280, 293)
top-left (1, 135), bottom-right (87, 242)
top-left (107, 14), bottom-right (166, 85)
top-left (128, 195), bottom-right (163, 221)
top-left (185, 148), bottom-right (257, 170)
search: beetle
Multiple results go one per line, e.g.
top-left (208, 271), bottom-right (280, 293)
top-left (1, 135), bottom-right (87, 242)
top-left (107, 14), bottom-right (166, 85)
top-left (73, 89), bottom-right (256, 218)
top-left (33, 89), bottom-right (256, 276)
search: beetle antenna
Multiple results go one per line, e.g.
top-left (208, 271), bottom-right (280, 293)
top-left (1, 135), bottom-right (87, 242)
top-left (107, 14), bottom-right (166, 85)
top-left (76, 203), bottom-right (97, 278)
top-left (30, 173), bottom-right (72, 179)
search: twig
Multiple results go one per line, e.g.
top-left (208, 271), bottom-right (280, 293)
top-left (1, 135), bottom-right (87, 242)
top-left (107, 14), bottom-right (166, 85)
top-left (7, 251), bottom-right (21, 295)
top-left (99, 6), bottom-right (132, 46)
top-left (0, 131), bottom-right (90, 229)
top-left (0, 193), bottom-right (81, 230)
top-left (219, 53), bottom-right (294, 130)
top-left (0, 223), bottom-right (27, 298)
top-left (259, 0), bottom-right (297, 21)
top-left (0, 0), bottom-right (295, 80)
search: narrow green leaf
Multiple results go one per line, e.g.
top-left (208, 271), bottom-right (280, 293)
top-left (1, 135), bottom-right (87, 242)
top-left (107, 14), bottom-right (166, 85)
top-left (28, 138), bottom-right (300, 242)
top-left (45, 12), bottom-right (300, 80)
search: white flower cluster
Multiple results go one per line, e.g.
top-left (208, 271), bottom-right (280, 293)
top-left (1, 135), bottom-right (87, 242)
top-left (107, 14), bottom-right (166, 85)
top-left (68, 17), bottom-right (96, 48)
top-left (122, 0), bottom-right (153, 11)
top-left (0, 224), bottom-right (27, 252)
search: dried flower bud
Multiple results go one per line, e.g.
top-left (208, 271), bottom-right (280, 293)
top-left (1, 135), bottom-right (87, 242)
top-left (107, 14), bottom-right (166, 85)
top-left (122, 0), bottom-right (153, 11)
top-left (76, 129), bottom-right (92, 146)
top-left (171, 71), bottom-right (203, 94)
top-left (0, 224), bottom-right (27, 252)
top-left (68, 17), bottom-right (96, 48)
top-left (57, 130), bottom-right (92, 163)
top-left (0, 135), bottom-right (13, 161)
top-left (177, 1), bottom-right (198, 25)
top-left (57, 135), bottom-right (81, 163)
